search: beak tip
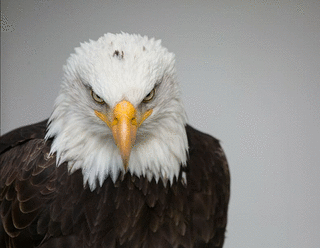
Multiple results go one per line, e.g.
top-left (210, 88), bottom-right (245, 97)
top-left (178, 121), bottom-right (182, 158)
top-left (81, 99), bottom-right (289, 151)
top-left (123, 160), bottom-right (129, 172)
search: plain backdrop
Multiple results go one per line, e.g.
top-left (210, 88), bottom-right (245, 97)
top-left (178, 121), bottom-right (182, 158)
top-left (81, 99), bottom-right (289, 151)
top-left (1, 1), bottom-right (320, 247)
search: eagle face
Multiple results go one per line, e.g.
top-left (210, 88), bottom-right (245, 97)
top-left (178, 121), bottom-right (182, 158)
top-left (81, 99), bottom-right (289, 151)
top-left (46, 33), bottom-right (188, 190)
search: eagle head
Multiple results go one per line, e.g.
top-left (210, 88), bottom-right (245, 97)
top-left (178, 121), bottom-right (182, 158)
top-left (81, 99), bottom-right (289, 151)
top-left (46, 33), bottom-right (188, 190)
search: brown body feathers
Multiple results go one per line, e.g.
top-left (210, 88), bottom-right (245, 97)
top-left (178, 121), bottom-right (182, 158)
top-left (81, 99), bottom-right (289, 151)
top-left (0, 120), bottom-right (230, 248)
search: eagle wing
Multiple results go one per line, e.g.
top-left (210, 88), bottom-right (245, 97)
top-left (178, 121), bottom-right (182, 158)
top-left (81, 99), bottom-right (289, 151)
top-left (0, 120), bottom-right (78, 247)
top-left (185, 125), bottom-right (230, 247)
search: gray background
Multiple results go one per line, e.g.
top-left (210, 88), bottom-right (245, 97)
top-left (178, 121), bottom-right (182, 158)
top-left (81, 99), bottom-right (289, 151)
top-left (1, 0), bottom-right (320, 247)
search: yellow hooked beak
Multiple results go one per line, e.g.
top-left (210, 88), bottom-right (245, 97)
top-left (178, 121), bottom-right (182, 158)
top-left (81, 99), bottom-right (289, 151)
top-left (94, 100), bottom-right (152, 170)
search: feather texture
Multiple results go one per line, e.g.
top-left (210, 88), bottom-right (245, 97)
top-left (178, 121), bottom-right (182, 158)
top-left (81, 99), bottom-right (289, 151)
top-left (0, 120), bottom-right (230, 248)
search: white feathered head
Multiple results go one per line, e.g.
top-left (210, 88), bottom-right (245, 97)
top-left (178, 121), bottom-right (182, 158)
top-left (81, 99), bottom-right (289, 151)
top-left (46, 33), bottom-right (188, 190)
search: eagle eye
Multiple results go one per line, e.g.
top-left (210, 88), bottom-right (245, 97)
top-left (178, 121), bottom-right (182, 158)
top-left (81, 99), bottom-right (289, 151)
top-left (143, 89), bottom-right (155, 103)
top-left (91, 90), bottom-right (105, 104)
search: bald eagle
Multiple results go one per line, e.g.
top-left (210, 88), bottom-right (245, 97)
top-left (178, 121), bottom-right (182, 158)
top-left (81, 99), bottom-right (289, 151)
top-left (0, 33), bottom-right (230, 248)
